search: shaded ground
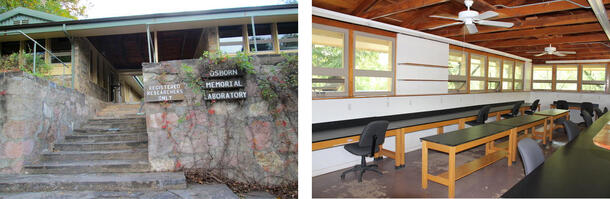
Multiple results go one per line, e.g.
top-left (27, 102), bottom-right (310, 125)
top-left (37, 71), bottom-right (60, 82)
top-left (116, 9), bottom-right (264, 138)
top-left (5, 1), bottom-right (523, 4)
top-left (185, 168), bottom-right (296, 198)
top-left (313, 129), bottom-right (569, 198)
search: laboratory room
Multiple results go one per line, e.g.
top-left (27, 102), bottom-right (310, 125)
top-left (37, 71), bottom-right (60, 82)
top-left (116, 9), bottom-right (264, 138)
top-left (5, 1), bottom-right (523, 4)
top-left (311, 0), bottom-right (610, 198)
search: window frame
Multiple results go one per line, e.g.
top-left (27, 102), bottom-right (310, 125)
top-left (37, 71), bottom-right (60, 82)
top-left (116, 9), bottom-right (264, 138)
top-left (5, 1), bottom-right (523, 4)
top-left (469, 53), bottom-right (487, 93)
top-left (487, 56), bottom-right (502, 92)
top-left (580, 64), bottom-right (607, 93)
top-left (532, 65), bottom-right (553, 91)
top-left (448, 50), bottom-right (468, 93)
top-left (555, 64), bottom-right (579, 92)
top-left (312, 23), bottom-right (349, 98)
top-left (502, 59), bottom-right (515, 92)
top-left (514, 61), bottom-right (524, 91)
top-left (352, 31), bottom-right (395, 97)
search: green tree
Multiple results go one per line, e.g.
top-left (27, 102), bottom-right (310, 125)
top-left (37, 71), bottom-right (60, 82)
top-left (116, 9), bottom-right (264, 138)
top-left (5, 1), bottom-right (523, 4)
top-left (0, 0), bottom-right (89, 19)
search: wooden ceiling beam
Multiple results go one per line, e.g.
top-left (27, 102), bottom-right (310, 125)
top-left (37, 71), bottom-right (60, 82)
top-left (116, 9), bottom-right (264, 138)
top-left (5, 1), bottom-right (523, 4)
top-left (474, 33), bottom-right (608, 48)
top-left (532, 54), bottom-right (610, 61)
top-left (449, 0), bottom-right (496, 12)
top-left (450, 23), bottom-right (602, 42)
top-left (493, 0), bottom-right (609, 19)
top-left (428, 10), bottom-right (609, 37)
top-left (361, 0), bottom-right (450, 19)
top-left (352, 0), bottom-right (380, 16)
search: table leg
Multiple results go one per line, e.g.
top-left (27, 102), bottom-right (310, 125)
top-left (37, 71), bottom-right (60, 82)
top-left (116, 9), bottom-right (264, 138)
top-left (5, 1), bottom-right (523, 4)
top-left (421, 141), bottom-right (428, 189)
top-left (399, 130), bottom-right (405, 167)
top-left (458, 119), bottom-right (465, 129)
top-left (508, 130), bottom-right (515, 166)
top-left (485, 142), bottom-right (490, 155)
top-left (437, 127), bottom-right (444, 135)
top-left (496, 113), bottom-right (501, 121)
top-left (448, 147), bottom-right (456, 198)
top-left (394, 133), bottom-right (401, 168)
top-left (549, 117), bottom-right (553, 143)
top-left (375, 145), bottom-right (383, 159)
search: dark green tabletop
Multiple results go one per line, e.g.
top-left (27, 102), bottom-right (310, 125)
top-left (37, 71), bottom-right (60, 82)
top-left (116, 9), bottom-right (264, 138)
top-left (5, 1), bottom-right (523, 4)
top-left (488, 115), bottom-right (547, 128)
top-left (420, 123), bottom-right (514, 146)
top-left (534, 109), bottom-right (569, 116)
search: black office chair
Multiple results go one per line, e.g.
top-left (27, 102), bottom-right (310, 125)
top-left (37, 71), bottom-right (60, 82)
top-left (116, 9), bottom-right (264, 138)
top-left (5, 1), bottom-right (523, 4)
top-left (501, 102), bottom-right (523, 119)
top-left (604, 107), bottom-right (608, 114)
top-left (556, 100), bottom-right (569, 110)
top-left (517, 138), bottom-right (545, 175)
top-left (466, 105), bottom-right (491, 126)
top-left (558, 118), bottom-right (580, 142)
top-left (580, 102), bottom-right (594, 117)
top-left (579, 110), bottom-right (593, 127)
top-left (594, 108), bottom-right (604, 120)
top-left (341, 120), bottom-right (389, 182)
top-left (524, 99), bottom-right (540, 115)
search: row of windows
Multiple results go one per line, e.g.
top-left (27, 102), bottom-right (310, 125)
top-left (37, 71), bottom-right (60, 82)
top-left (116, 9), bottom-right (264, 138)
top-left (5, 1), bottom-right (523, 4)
top-left (312, 24), bottom-right (395, 97)
top-left (533, 64), bottom-right (608, 92)
top-left (0, 38), bottom-right (71, 63)
top-left (448, 50), bottom-right (525, 93)
top-left (218, 22), bottom-right (298, 54)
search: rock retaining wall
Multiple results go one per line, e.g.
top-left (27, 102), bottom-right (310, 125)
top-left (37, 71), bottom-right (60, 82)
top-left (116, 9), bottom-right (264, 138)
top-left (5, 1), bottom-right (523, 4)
top-left (0, 71), bottom-right (106, 174)
top-left (143, 54), bottom-right (297, 186)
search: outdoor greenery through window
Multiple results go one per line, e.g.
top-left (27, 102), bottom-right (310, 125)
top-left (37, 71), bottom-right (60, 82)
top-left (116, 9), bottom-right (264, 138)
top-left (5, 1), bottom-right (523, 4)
top-left (514, 62), bottom-right (524, 91)
top-left (532, 65), bottom-right (552, 90)
top-left (470, 53), bottom-right (486, 92)
top-left (488, 57), bottom-right (501, 92)
top-left (247, 23), bottom-right (274, 52)
top-left (353, 33), bottom-right (393, 95)
top-left (448, 50), bottom-right (467, 93)
top-left (582, 64), bottom-right (606, 92)
top-left (312, 25), bottom-right (347, 97)
top-left (277, 22), bottom-right (298, 51)
top-left (502, 60), bottom-right (514, 91)
top-left (556, 65), bottom-right (578, 91)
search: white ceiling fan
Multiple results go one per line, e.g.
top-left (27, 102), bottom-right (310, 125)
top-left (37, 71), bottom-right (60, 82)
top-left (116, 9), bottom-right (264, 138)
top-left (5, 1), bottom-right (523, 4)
top-left (428, 0), bottom-right (514, 34)
top-left (526, 44), bottom-right (577, 57)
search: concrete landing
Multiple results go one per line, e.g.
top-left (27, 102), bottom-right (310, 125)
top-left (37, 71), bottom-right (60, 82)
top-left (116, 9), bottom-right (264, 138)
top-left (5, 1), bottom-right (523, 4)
top-left (0, 183), bottom-right (237, 199)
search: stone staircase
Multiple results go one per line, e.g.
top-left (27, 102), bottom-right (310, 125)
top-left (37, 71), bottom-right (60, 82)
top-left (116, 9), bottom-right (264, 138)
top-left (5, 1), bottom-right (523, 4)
top-left (0, 104), bottom-right (187, 193)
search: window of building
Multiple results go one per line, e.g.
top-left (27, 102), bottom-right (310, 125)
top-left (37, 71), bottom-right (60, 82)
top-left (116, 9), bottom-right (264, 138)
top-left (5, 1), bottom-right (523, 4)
top-left (247, 23), bottom-right (274, 52)
top-left (312, 25), bottom-right (348, 97)
top-left (13, 20), bottom-right (28, 25)
top-left (556, 65), bottom-right (578, 91)
top-left (353, 32), bottom-right (394, 96)
top-left (1, 41), bottom-right (20, 56)
top-left (277, 22), bottom-right (298, 51)
top-left (448, 50), bottom-right (467, 93)
top-left (487, 57), bottom-right (501, 92)
top-left (532, 65), bottom-right (552, 90)
top-left (469, 53), bottom-right (486, 92)
top-left (581, 64), bottom-right (606, 92)
top-left (50, 38), bottom-right (71, 63)
top-left (502, 60), bottom-right (514, 91)
top-left (218, 25), bottom-right (244, 54)
top-left (514, 61), bottom-right (524, 91)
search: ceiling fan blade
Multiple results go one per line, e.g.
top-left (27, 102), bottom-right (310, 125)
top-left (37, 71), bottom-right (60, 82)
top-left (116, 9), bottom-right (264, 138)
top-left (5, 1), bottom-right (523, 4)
top-left (477, 20), bottom-right (514, 28)
top-left (476, 11), bottom-right (499, 20)
top-left (553, 52), bottom-right (567, 57)
top-left (534, 53), bottom-right (547, 57)
top-left (429, 15), bottom-right (461, 21)
top-left (427, 22), bottom-right (464, 30)
top-left (556, 51), bottom-right (576, 54)
top-left (526, 51), bottom-right (543, 54)
top-left (466, 23), bottom-right (478, 34)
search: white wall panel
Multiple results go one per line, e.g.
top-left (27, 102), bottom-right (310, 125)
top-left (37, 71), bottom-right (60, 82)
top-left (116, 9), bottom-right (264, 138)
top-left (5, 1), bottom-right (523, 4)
top-left (396, 81), bottom-right (447, 95)
top-left (396, 34), bottom-right (449, 66)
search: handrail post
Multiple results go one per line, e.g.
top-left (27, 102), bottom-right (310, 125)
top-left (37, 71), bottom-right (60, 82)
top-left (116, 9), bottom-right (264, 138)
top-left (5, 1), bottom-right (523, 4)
top-left (33, 42), bottom-right (36, 74)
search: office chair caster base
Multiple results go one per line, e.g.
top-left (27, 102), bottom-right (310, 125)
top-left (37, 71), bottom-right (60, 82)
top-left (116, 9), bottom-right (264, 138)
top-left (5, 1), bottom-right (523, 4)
top-left (374, 157), bottom-right (383, 161)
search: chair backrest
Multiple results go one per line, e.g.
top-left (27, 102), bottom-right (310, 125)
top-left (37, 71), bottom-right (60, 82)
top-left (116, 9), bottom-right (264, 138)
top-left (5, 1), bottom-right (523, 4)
top-left (580, 102), bottom-right (594, 117)
top-left (359, 121), bottom-right (389, 152)
top-left (595, 108), bottom-right (603, 119)
top-left (604, 107), bottom-right (608, 114)
top-left (530, 99), bottom-right (540, 111)
top-left (559, 118), bottom-right (580, 142)
top-left (556, 100), bottom-right (569, 110)
top-left (476, 105), bottom-right (491, 123)
top-left (582, 110), bottom-right (593, 127)
top-left (512, 102), bottom-right (523, 115)
top-left (518, 138), bottom-right (545, 175)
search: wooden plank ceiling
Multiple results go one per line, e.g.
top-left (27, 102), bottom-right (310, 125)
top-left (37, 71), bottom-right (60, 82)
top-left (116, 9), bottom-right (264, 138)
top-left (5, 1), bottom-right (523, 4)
top-left (313, 0), bottom-right (610, 63)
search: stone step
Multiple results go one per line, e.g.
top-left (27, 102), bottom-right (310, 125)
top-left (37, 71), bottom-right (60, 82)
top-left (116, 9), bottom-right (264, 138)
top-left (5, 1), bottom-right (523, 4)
top-left (88, 117), bottom-right (145, 122)
top-left (0, 172), bottom-right (186, 192)
top-left (86, 120), bottom-right (146, 125)
top-left (41, 149), bottom-right (148, 161)
top-left (73, 128), bottom-right (147, 134)
top-left (54, 140), bottom-right (147, 151)
top-left (24, 160), bottom-right (150, 174)
top-left (65, 133), bottom-right (148, 143)
top-left (81, 124), bottom-right (147, 130)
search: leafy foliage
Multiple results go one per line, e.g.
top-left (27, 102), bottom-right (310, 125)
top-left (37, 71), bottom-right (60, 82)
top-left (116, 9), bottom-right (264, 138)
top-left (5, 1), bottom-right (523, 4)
top-left (312, 45), bottom-right (342, 69)
top-left (0, 52), bottom-right (52, 77)
top-left (0, 0), bottom-right (89, 19)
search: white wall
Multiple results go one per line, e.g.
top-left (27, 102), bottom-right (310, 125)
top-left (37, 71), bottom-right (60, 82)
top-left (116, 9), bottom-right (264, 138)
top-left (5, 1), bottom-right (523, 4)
top-left (529, 92), bottom-right (610, 123)
top-left (396, 34), bottom-right (448, 95)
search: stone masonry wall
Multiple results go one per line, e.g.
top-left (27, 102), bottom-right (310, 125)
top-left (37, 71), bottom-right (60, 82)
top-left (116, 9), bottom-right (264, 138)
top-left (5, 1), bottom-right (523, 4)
top-left (0, 71), bottom-right (106, 174)
top-left (143, 55), bottom-right (297, 186)
top-left (73, 37), bottom-right (117, 102)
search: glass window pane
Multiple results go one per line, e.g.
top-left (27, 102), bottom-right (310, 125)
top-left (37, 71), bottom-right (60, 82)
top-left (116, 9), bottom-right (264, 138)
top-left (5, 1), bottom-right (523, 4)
top-left (488, 57), bottom-right (501, 78)
top-left (219, 25), bottom-right (244, 54)
top-left (503, 60), bottom-right (514, 79)
top-left (355, 35), bottom-right (392, 71)
top-left (557, 65), bottom-right (578, 81)
top-left (247, 23), bottom-right (274, 52)
top-left (533, 65), bottom-right (552, 80)
top-left (502, 81), bottom-right (513, 90)
top-left (488, 81), bottom-right (500, 92)
top-left (1, 41), bottom-right (20, 55)
top-left (449, 81), bottom-right (467, 93)
top-left (515, 81), bottom-right (523, 90)
top-left (355, 76), bottom-right (391, 92)
top-left (470, 80), bottom-right (485, 91)
top-left (312, 28), bottom-right (344, 69)
top-left (470, 54), bottom-right (485, 77)
top-left (556, 83), bottom-right (577, 90)
top-left (313, 75), bottom-right (345, 92)
top-left (449, 51), bottom-right (467, 76)
top-left (533, 83), bottom-right (552, 90)
top-left (277, 22), bottom-right (298, 51)
top-left (515, 62), bottom-right (524, 80)
top-left (582, 64), bottom-right (606, 81)
top-left (582, 84), bottom-right (605, 91)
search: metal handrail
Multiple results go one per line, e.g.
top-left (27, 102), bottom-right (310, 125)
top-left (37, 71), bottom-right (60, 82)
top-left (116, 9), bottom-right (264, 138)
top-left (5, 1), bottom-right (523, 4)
top-left (0, 30), bottom-right (71, 87)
